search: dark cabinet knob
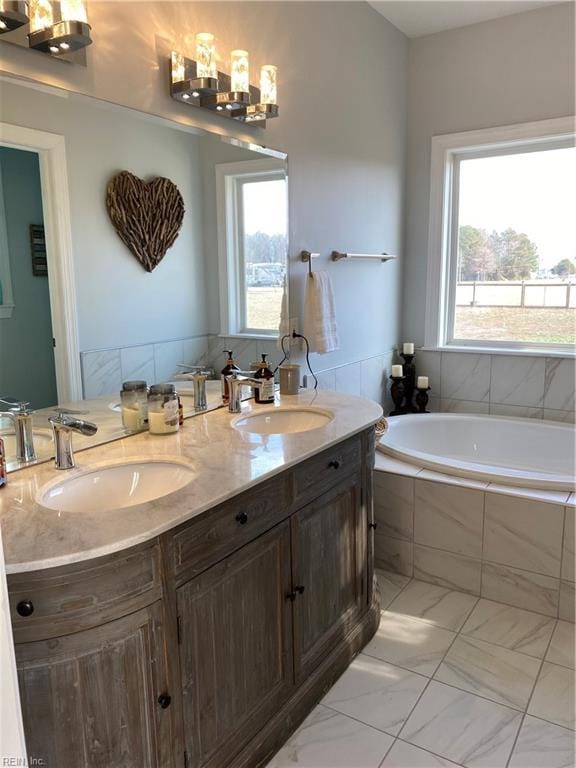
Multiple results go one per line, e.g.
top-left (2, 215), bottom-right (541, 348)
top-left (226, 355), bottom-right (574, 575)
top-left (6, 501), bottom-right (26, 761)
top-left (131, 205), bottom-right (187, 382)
top-left (328, 460), bottom-right (341, 470)
top-left (369, 522), bottom-right (378, 530)
top-left (295, 585), bottom-right (305, 594)
top-left (16, 600), bottom-right (34, 617)
top-left (235, 512), bottom-right (248, 525)
top-left (157, 693), bottom-right (171, 709)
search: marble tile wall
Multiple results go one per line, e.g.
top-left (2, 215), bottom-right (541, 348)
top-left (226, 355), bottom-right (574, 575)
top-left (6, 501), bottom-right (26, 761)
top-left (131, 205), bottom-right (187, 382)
top-left (81, 334), bottom-right (394, 409)
top-left (411, 349), bottom-right (575, 423)
top-left (374, 469), bottom-right (575, 619)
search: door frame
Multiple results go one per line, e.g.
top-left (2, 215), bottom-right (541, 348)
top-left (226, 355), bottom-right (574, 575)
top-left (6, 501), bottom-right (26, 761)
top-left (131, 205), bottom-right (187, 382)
top-left (0, 122), bottom-right (82, 402)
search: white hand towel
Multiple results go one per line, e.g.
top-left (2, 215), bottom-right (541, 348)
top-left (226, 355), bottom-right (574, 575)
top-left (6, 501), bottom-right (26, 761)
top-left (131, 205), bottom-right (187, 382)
top-left (277, 275), bottom-right (290, 349)
top-left (304, 271), bottom-right (340, 354)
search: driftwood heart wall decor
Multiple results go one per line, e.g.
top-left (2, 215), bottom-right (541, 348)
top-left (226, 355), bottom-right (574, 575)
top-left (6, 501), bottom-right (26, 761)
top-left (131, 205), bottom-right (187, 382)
top-left (106, 171), bottom-right (185, 273)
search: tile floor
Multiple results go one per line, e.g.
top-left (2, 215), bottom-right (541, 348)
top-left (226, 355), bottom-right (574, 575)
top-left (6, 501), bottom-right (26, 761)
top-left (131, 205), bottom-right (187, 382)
top-left (266, 572), bottom-right (575, 768)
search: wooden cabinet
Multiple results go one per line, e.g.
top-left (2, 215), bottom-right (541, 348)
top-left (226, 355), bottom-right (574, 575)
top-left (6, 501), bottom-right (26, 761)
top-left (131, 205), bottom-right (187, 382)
top-left (291, 476), bottom-right (366, 681)
top-left (176, 522), bottom-right (293, 768)
top-left (9, 428), bottom-right (378, 768)
top-left (15, 602), bottom-right (176, 768)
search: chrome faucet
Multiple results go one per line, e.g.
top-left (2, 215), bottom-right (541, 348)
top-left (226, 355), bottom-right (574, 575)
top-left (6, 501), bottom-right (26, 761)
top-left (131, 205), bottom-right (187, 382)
top-left (226, 372), bottom-right (262, 414)
top-left (0, 397), bottom-right (36, 463)
top-left (48, 410), bottom-right (98, 470)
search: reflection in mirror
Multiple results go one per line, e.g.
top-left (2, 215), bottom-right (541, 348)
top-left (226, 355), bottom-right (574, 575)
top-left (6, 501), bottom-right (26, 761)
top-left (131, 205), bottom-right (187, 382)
top-left (0, 79), bottom-right (288, 472)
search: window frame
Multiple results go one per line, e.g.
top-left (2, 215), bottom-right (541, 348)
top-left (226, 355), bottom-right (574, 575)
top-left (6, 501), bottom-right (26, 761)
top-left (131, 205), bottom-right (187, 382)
top-left (424, 116), bottom-right (576, 355)
top-left (216, 158), bottom-right (288, 339)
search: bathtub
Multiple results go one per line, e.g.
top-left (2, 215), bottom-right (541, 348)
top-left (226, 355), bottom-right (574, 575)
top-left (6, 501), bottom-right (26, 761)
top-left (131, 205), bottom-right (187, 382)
top-left (377, 413), bottom-right (575, 491)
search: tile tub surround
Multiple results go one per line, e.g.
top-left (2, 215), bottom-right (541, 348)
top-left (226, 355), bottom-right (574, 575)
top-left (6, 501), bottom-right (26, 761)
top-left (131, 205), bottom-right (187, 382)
top-left (0, 390), bottom-right (382, 573)
top-left (412, 349), bottom-right (575, 423)
top-left (267, 573), bottom-right (576, 768)
top-left (373, 463), bottom-right (575, 617)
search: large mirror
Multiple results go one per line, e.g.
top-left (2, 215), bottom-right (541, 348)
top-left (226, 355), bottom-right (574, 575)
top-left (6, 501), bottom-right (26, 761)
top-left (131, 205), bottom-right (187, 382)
top-left (0, 78), bottom-right (288, 471)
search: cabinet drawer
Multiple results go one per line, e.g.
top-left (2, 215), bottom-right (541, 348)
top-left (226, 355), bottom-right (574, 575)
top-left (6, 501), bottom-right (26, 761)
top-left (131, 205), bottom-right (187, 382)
top-left (168, 473), bottom-right (290, 583)
top-left (293, 435), bottom-right (362, 506)
top-left (8, 541), bottom-right (161, 643)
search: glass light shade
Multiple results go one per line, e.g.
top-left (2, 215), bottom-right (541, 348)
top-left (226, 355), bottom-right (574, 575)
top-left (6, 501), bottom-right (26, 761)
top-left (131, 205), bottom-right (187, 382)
top-left (171, 52), bottom-right (185, 83)
top-left (196, 32), bottom-right (217, 79)
top-left (60, 0), bottom-right (87, 23)
top-left (260, 65), bottom-right (277, 105)
top-left (230, 49), bottom-right (249, 93)
top-left (28, 0), bottom-right (53, 32)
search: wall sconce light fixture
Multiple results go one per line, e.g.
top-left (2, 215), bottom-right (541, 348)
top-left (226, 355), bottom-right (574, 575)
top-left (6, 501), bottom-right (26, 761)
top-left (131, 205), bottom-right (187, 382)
top-left (0, 1), bottom-right (29, 33)
top-left (28, 0), bottom-right (91, 55)
top-left (170, 39), bottom-right (279, 127)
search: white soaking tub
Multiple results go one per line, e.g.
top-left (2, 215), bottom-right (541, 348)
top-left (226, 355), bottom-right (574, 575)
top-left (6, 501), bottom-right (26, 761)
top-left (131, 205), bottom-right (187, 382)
top-left (377, 413), bottom-right (575, 491)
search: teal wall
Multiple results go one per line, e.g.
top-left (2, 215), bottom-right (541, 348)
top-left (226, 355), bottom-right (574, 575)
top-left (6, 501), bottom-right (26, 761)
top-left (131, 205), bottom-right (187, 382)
top-left (0, 147), bottom-right (57, 409)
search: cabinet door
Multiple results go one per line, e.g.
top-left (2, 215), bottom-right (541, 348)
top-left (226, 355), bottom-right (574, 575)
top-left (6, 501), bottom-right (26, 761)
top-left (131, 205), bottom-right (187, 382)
top-left (177, 521), bottom-right (293, 768)
top-left (292, 475), bottom-right (367, 680)
top-left (16, 602), bottom-right (176, 768)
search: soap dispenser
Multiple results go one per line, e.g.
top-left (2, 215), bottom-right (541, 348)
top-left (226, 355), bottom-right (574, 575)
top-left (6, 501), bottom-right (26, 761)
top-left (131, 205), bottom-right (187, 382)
top-left (221, 350), bottom-right (239, 404)
top-left (254, 354), bottom-right (275, 404)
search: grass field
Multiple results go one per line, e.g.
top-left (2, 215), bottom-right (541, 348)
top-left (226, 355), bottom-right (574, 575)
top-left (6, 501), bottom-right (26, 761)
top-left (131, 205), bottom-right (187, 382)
top-left (455, 306), bottom-right (576, 344)
top-left (246, 287), bottom-right (284, 331)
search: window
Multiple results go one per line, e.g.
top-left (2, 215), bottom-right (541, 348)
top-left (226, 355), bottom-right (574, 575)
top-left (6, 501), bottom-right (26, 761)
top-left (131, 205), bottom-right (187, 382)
top-left (425, 118), bottom-right (575, 353)
top-left (216, 159), bottom-right (288, 337)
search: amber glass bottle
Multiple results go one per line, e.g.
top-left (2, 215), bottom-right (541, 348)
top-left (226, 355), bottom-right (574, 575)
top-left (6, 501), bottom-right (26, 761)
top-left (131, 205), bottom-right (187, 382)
top-left (220, 350), bottom-right (239, 404)
top-left (254, 354), bottom-right (275, 404)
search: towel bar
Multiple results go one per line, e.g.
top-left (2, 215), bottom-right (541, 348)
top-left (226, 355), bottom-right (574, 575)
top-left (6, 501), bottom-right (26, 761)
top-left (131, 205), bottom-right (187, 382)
top-left (331, 251), bottom-right (397, 262)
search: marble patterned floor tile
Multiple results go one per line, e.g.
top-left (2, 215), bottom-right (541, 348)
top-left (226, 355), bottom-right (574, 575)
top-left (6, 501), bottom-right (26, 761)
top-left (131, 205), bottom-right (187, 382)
top-left (434, 635), bottom-right (541, 710)
top-left (388, 580), bottom-right (478, 631)
top-left (321, 655), bottom-right (428, 735)
top-left (460, 598), bottom-right (556, 658)
top-left (528, 662), bottom-right (575, 730)
top-left (381, 740), bottom-right (463, 767)
top-left (508, 715), bottom-right (576, 768)
top-left (546, 621), bottom-right (575, 669)
top-left (376, 570), bottom-right (410, 610)
top-left (481, 562), bottom-right (559, 617)
top-left (362, 612), bottom-right (456, 677)
top-left (400, 680), bottom-right (522, 767)
top-left (265, 705), bottom-right (394, 767)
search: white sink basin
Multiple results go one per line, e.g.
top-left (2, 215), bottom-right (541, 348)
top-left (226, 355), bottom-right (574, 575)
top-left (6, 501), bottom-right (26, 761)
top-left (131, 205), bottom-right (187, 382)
top-left (39, 461), bottom-right (195, 513)
top-left (232, 407), bottom-right (334, 435)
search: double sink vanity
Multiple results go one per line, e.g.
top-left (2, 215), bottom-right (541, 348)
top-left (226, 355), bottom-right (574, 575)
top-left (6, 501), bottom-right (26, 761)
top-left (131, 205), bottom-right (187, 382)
top-left (1, 390), bottom-right (382, 768)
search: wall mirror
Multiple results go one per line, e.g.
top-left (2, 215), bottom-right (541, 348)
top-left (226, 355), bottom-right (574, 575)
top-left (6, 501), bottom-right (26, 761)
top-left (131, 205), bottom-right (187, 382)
top-left (0, 77), bottom-right (288, 472)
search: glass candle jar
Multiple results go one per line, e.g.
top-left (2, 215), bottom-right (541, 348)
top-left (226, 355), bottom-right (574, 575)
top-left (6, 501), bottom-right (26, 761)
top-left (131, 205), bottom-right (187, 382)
top-left (148, 384), bottom-right (180, 435)
top-left (120, 380), bottom-right (148, 432)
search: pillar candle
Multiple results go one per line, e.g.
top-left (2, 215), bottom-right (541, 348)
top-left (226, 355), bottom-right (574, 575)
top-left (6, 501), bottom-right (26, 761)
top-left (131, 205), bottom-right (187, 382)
top-left (402, 342), bottom-right (414, 355)
top-left (417, 376), bottom-right (429, 389)
top-left (391, 365), bottom-right (403, 377)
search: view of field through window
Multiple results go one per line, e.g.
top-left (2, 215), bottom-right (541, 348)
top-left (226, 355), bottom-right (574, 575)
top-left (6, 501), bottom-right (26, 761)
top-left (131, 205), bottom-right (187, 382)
top-left (241, 177), bottom-right (287, 332)
top-left (454, 146), bottom-right (576, 345)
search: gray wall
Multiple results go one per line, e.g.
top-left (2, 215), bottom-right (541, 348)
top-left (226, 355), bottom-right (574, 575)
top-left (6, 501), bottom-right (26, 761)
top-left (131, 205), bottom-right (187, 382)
top-left (0, 1), bottom-right (408, 381)
top-left (403, 2), bottom-right (576, 345)
top-left (0, 83), bottom-right (207, 353)
top-left (0, 147), bottom-right (57, 408)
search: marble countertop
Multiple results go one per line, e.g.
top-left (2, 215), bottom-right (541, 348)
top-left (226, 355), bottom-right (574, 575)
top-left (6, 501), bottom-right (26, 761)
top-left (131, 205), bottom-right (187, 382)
top-left (0, 390), bottom-right (382, 574)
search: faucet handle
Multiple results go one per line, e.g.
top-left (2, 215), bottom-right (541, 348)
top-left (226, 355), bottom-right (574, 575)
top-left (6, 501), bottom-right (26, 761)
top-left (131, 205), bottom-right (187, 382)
top-left (0, 397), bottom-right (32, 414)
top-left (50, 407), bottom-right (90, 420)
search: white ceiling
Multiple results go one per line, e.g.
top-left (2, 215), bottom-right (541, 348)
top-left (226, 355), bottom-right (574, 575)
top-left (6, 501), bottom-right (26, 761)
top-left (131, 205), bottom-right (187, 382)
top-left (368, 0), bottom-right (566, 38)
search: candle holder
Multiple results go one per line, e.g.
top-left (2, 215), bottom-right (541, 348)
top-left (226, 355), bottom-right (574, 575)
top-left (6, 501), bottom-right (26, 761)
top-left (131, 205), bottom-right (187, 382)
top-left (400, 352), bottom-right (417, 413)
top-left (389, 375), bottom-right (405, 416)
top-left (415, 386), bottom-right (431, 414)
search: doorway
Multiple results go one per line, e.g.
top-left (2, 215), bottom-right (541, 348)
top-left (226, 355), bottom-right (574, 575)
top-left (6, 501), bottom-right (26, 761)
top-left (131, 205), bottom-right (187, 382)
top-left (0, 146), bottom-right (57, 408)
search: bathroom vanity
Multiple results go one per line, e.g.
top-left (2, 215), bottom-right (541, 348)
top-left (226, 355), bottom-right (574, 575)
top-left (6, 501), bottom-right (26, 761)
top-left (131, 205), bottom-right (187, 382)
top-left (1, 391), bottom-right (381, 768)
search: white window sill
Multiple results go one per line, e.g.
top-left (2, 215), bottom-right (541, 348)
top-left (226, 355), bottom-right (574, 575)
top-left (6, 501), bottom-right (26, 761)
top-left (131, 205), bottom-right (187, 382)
top-left (422, 345), bottom-right (575, 358)
top-left (219, 333), bottom-right (279, 341)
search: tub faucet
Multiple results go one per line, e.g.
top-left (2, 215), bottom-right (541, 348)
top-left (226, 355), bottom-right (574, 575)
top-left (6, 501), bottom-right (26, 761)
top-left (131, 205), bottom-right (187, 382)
top-left (0, 397), bottom-right (36, 463)
top-left (226, 372), bottom-right (261, 414)
top-left (48, 410), bottom-right (98, 470)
